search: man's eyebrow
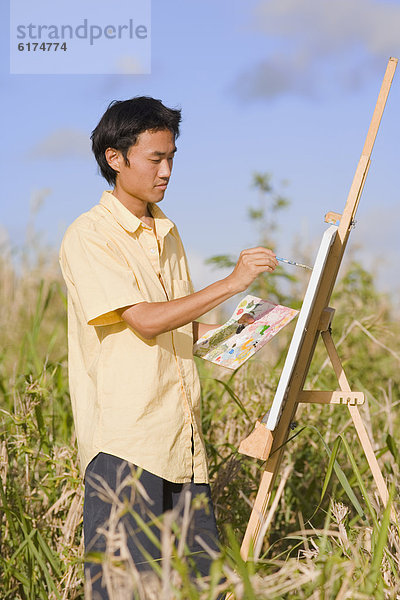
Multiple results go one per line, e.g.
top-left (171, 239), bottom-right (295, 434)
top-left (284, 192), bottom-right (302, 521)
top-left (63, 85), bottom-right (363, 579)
top-left (149, 147), bottom-right (177, 156)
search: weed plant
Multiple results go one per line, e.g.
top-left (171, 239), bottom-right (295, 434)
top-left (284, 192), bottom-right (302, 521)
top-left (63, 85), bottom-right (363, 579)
top-left (0, 233), bottom-right (399, 599)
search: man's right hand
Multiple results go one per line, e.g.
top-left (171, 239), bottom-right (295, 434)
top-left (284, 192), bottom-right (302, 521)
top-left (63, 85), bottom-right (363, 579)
top-left (227, 247), bottom-right (278, 293)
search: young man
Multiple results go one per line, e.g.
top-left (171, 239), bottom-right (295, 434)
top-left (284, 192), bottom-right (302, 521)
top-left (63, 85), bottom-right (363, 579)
top-left (59, 96), bottom-right (277, 597)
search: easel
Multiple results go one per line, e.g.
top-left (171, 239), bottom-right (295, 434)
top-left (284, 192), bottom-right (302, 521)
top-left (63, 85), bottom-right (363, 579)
top-left (238, 57), bottom-right (398, 561)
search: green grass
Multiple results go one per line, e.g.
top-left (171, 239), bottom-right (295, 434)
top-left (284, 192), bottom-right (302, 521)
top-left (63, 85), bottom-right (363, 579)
top-left (1, 245), bottom-right (399, 599)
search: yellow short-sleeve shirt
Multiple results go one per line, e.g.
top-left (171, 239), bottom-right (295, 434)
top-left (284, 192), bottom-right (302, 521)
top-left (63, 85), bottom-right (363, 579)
top-left (59, 190), bottom-right (209, 483)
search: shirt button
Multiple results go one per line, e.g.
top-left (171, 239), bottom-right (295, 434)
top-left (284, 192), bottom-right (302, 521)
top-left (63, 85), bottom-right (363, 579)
top-left (150, 248), bottom-right (157, 254)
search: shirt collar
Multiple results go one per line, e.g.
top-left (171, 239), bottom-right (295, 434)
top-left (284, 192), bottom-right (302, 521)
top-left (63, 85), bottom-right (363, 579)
top-left (99, 190), bottom-right (175, 238)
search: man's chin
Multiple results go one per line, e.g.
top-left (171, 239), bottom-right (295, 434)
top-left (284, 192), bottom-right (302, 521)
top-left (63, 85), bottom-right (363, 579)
top-left (150, 190), bottom-right (166, 202)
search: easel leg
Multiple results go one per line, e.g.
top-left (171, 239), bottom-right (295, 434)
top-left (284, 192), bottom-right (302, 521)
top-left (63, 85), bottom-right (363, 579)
top-left (240, 467), bottom-right (275, 560)
top-left (321, 330), bottom-right (394, 516)
top-left (240, 328), bottom-right (396, 567)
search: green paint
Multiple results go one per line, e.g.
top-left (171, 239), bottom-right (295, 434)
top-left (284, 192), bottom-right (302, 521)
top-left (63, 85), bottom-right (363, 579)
top-left (258, 325), bottom-right (270, 335)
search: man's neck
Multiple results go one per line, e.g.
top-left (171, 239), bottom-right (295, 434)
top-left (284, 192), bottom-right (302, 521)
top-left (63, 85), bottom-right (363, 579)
top-left (111, 187), bottom-right (152, 223)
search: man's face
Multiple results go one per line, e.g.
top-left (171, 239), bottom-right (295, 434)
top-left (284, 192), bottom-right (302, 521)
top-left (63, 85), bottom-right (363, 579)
top-left (113, 129), bottom-right (176, 204)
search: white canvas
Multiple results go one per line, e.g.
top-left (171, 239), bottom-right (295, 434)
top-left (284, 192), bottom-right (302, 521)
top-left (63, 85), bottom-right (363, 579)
top-left (265, 225), bottom-right (338, 430)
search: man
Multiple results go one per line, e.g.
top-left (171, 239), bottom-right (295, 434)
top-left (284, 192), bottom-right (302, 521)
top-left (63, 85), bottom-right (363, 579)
top-left (59, 96), bottom-right (277, 597)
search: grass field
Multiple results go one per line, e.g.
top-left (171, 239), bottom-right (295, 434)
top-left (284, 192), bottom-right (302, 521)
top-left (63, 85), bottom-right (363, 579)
top-left (1, 239), bottom-right (399, 599)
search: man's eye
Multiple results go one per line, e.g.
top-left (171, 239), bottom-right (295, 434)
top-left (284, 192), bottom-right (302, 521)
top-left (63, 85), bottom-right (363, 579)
top-left (151, 159), bottom-right (161, 163)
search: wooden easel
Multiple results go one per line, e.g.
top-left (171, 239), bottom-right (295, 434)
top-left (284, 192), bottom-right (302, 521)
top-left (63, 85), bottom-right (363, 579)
top-left (238, 57), bottom-right (398, 561)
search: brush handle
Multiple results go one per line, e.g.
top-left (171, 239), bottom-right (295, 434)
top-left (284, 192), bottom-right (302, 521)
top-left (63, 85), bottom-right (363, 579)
top-left (276, 256), bottom-right (312, 270)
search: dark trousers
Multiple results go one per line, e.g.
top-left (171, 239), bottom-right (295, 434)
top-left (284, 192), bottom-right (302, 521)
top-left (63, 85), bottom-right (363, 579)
top-left (84, 452), bottom-right (220, 598)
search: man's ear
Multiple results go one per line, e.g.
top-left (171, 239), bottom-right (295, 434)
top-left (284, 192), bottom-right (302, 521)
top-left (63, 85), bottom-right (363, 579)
top-left (105, 147), bottom-right (121, 173)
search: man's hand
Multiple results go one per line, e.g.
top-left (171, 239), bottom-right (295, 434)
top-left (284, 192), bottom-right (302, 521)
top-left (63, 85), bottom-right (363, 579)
top-left (226, 247), bottom-right (278, 294)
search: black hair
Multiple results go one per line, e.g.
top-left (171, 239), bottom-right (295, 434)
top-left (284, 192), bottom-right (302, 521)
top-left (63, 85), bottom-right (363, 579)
top-left (90, 96), bottom-right (182, 185)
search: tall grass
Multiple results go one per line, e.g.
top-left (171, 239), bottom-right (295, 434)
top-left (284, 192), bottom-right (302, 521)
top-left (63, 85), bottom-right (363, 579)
top-left (1, 235), bottom-right (399, 599)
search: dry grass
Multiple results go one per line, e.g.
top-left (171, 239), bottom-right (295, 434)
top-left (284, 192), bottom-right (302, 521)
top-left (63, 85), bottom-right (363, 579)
top-left (1, 237), bottom-right (400, 599)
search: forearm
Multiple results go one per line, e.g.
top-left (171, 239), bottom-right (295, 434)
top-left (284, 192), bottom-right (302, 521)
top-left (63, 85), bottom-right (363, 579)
top-left (120, 275), bottom-right (238, 339)
top-left (120, 245), bottom-right (277, 340)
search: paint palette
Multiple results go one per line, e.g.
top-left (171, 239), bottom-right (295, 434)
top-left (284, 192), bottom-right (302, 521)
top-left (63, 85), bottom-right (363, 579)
top-left (193, 295), bottom-right (299, 369)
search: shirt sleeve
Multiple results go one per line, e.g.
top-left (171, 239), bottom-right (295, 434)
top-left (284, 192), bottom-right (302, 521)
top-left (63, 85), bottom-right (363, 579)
top-left (59, 225), bottom-right (145, 326)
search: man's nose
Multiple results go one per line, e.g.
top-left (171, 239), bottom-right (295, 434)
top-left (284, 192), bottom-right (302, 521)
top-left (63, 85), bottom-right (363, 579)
top-left (158, 159), bottom-right (171, 179)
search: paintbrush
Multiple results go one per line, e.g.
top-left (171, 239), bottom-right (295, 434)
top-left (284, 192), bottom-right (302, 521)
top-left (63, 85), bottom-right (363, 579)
top-left (276, 256), bottom-right (312, 271)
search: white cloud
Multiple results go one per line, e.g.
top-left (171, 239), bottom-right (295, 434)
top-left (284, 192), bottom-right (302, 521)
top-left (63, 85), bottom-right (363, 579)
top-left (233, 0), bottom-right (400, 100)
top-left (254, 0), bottom-right (400, 55)
top-left (28, 128), bottom-right (91, 159)
top-left (233, 50), bottom-right (318, 100)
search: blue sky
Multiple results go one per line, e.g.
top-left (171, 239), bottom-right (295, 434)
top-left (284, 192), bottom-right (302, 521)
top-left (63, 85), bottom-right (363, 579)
top-left (1, 0), bottom-right (399, 299)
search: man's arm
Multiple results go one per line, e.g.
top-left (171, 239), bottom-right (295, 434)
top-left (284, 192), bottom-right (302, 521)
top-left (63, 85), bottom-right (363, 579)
top-left (119, 247), bottom-right (277, 339)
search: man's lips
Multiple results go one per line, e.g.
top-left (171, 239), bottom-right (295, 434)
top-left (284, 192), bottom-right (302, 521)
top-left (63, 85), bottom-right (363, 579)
top-left (156, 183), bottom-right (168, 189)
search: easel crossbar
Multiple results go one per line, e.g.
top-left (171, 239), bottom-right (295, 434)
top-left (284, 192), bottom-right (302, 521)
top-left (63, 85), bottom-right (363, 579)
top-left (298, 390), bottom-right (365, 405)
